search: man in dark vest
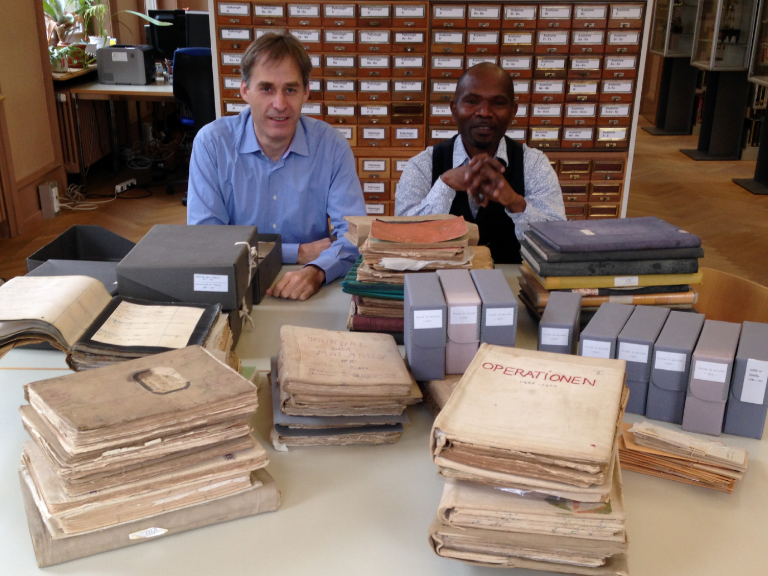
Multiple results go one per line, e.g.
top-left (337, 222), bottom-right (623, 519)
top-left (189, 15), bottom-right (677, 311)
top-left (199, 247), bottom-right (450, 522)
top-left (395, 63), bottom-right (565, 264)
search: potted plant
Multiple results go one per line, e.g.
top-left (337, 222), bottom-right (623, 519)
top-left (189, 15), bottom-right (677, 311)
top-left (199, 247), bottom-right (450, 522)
top-left (49, 45), bottom-right (70, 73)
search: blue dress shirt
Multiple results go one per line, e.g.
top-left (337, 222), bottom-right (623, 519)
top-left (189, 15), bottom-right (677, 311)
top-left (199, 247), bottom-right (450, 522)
top-left (187, 110), bottom-right (366, 283)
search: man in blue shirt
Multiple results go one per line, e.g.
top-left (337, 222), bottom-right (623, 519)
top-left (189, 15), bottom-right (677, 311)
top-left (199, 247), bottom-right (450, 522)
top-left (187, 32), bottom-right (366, 300)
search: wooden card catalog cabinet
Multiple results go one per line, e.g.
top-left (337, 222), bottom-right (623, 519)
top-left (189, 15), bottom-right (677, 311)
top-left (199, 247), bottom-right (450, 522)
top-left (221, 75), bottom-right (242, 98)
top-left (393, 55), bottom-right (426, 77)
top-left (392, 125), bottom-right (425, 147)
top-left (359, 104), bottom-right (391, 124)
top-left (532, 79), bottom-right (565, 102)
top-left (301, 102), bottom-right (324, 120)
top-left (468, 5), bottom-right (502, 28)
top-left (569, 56), bottom-right (602, 78)
top-left (309, 53), bottom-right (322, 77)
top-left (394, 158), bottom-right (410, 177)
top-left (216, 2), bottom-right (251, 25)
top-left (393, 30), bottom-right (427, 52)
top-left (572, 5), bottom-right (608, 28)
top-left (534, 56), bottom-right (567, 78)
top-left (359, 55), bottom-right (391, 77)
top-left (335, 125), bottom-right (357, 146)
top-left (559, 158), bottom-right (591, 179)
top-left (392, 102), bottom-right (424, 124)
top-left (360, 125), bottom-right (391, 146)
top-left (325, 54), bottom-right (357, 76)
top-left (530, 103), bottom-right (563, 125)
top-left (561, 181), bottom-right (589, 202)
top-left (565, 102), bottom-right (597, 125)
top-left (571, 30), bottom-right (606, 53)
top-left (513, 79), bottom-right (531, 102)
top-left (590, 181), bottom-right (622, 202)
top-left (322, 3), bottom-right (356, 27)
top-left (428, 127), bottom-right (459, 145)
top-left (529, 127), bottom-right (561, 148)
top-left (323, 29), bottom-right (357, 52)
top-left (358, 79), bottom-right (391, 101)
top-left (538, 4), bottom-right (573, 28)
top-left (506, 127), bottom-right (527, 142)
top-left (253, 3), bottom-right (286, 25)
top-left (220, 51), bottom-right (244, 74)
top-left (432, 31), bottom-right (466, 53)
top-left (599, 103), bottom-right (632, 126)
top-left (358, 4), bottom-right (392, 27)
top-left (431, 55), bottom-right (465, 78)
top-left (606, 30), bottom-right (640, 53)
top-left (564, 203), bottom-right (588, 219)
top-left (596, 126), bottom-right (629, 148)
top-left (501, 55), bottom-right (533, 77)
top-left (566, 80), bottom-right (599, 102)
top-left (325, 79), bottom-right (356, 101)
top-left (501, 31), bottom-right (534, 53)
top-left (588, 203), bottom-right (619, 218)
top-left (358, 158), bottom-right (391, 178)
top-left (600, 80), bottom-right (634, 102)
top-left (287, 3), bottom-right (321, 26)
top-left (509, 103), bottom-right (529, 125)
top-left (219, 27), bottom-right (252, 50)
top-left (365, 202), bottom-right (392, 216)
top-left (290, 28), bottom-right (322, 51)
top-left (503, 5), bottom-right (537, 28)
top-left (393, 80), bottom-right (425, 101)
top-left (536, 31), bottom-right (570, 54)
top-left (223, 99), bottom-right (248, 115)
top-left (561, 126), bottom-right (595, 148)
top-left (433, 4), bottom-right (467, 27)
top-left (591, 157), bottom-right (625, 179)
top-left (603, 55), bottom-right (637, 78)
top-left (467, 31), bottom-right (501, 53)
top-left (429, 79), bottom-right (457, 101)
top-left (608, 4), bottom-right (644, 28)
top-left (358, 29), bottom-right (392, 52)
top-left (362, 179), bottom-right (391, 201)
top-left (325, 103), bottom-right (357, 124)
top-left (394, 4), bottom-right (428, 28)
top-left (429, 103), bottom-right (454, 124)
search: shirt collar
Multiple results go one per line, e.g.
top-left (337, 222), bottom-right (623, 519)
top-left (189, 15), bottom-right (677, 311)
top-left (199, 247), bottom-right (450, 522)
top-left (452, 135), bottom-right (509, 168)
top-left (238, 110), bottom-right (309, 158)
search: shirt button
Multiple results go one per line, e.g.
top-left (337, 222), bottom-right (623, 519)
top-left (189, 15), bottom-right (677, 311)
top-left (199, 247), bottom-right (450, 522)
top-left (272, 224), bottom-right (277, 229)
top-left (273, 195), bottom-right (277, 200)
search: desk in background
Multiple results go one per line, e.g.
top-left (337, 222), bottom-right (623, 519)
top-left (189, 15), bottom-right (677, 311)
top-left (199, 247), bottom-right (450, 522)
top-left (0, 265), bottom-right (765, 576)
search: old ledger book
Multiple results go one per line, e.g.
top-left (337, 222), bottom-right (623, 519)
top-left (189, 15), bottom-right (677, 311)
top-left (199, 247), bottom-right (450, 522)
top-left (344, 214), bottom-right (480, 247)
top-left (277, 326), bottom-right (419, 416)
top-left (432, 345), bottom-right (628, 502)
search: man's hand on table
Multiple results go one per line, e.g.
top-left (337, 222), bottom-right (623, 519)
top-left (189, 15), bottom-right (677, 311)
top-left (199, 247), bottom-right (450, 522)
top-left (297, 238), bottom-right (332, 265)
top-left (267, 265), bottom-right (325, 301)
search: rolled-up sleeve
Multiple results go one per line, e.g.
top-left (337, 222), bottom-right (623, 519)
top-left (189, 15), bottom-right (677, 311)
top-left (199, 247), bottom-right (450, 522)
top-left (507, 146), bottom-right (566, 241)
top-left (395, 148), bottom-right (457, 216)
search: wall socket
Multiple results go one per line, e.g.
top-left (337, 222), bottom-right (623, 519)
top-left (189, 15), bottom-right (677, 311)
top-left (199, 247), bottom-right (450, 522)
top-left (38, 181), bottom-right (61, 218)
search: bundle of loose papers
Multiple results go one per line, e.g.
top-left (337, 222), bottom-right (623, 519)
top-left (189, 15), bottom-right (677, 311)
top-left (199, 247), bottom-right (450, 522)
top-left (272, 326), bottom-right (421, 448)
top-left (619, 421), bottom-right (748, 493)
top-left (428, 345), bottom-right (630, 574)
top-left (19, 346), bottom-right (276, 550)
top-left (431, 345), bottom-right (628, 503)
top-left (519, 217), bottom-right (704, 318)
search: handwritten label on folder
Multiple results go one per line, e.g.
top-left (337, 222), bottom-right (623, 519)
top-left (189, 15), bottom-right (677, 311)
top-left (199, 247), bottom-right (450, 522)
top-left (414, 309), bottom-right (442, 329)
top-left (741, 359), bottom-right (768, 404)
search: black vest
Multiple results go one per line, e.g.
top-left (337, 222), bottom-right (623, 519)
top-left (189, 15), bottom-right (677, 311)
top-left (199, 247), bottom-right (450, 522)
top-left (431, 135), bottom-right (525, 264)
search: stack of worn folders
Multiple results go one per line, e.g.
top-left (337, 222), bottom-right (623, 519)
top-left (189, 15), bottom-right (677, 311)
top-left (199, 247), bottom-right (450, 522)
top-left (519, 217), bottom-right (704, 319)
top-left (18, 346), bottom-right (277, 565)
top-left (428, 344), bottom-right (630, 574)
top-left (272, 326), bottom-right (421, 448)
top-left (342, 215), bottom-right (491, 339)
top-left (419, 375), bottom-right (462, 417)
top-left (619, 421), bottom-right (748, 493)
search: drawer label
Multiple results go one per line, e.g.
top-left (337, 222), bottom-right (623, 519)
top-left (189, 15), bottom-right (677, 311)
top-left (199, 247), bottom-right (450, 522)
top-left (326, 80), bottom-right (355, 91)
top-left (470, 7), bottom-right (501, 19)
top-left (361, 105), bottom-right (388, 115)
top-left (540, 6), bottom-right (572, 18)
top-left (569, 82), bottom-right (598, 94)
top-left (221, 53), bottom-right (243, 64)
top-left (575, 6), bottom-right (607, 18)
top-left (366, 203), bottom-right (386, 215)
top-left (435, 6), bottom-right (466, 18)
top-left (435, 32), bottom-right (464, 43)
top-left (531, 128), bottom-right (559, 139)
top-left (396, 159), bottom-right (409, 171)
top-left (564, 127), bottom-right (593, 140)
top-left (566, 104), bottom-right (596, 116)
top-left (468, 56), bottom-right (498, 66)
top-left (395, 32), bottom-right (424, 43)
top-left (363, 160), bottom-right (386, 171)
top-left (537, 57), bottom-right (566, 69)
top-left (289, 5), bottom-right (319, 17)
top-left (301, 103), bottom-right (322, 114)
top-left (221, 28), bottom-right (251, 40)
top-left (291, 30), bottom-right (320, 42)
top-left (326, 56), bottom-right (355, 67)
top-left (609, 31), bottom-right (640, 44)
top-left (395, 81), bottom-right (424, 91)
top-left (223, 77), bottom-right (240, 89)
top-left (502, 56), bottom-right (532, 69)
top-left (600, 104), bottom-right (631, 117)
top-left (571, 57), bottom-right (601, 70)
top-left (433, 56), bottom-right (463, 68)
top-left (225, 102), bottom-right (248, 113)
top-left (327, 105), bottom-right (355, 115)
top-left (430, 104), bottom-right (452, 115)
top-left (534, 80), bottom-right (564, 93)
top-left (360, 6), bottom-right (390, 17)
top-left (364, 182), bottom-right (386, 193)
top-left (432, 81), bottom-right (457, 92)
top-left (532, 103), bottom-right (561, 116)
top-left (310, 54), bottom-right (321, 67)
top-left (605, 56), bottom-right (637, 69)
top-left (432, 129), bottom-right (459, 138)
top-left (505, 6), bottom-right (536, 19)
top-left (537, 32), bottom-right (569, 44)
top-left (513, 79), bottom-right (530, 93)
top-left (360, 80), bottom-right (389, 91)
top-left (219, 4), bottom-right (249, 16)
top-left (254, 5), bottom-right (284, 16)
top-left (506, 128), bottom-right (526, 139)
top-left (515, 104), bottom-right (528, 116)
top-left (611, 6), bottom-right (643, 19)
top-left (396, 128), bottom-right (419, 139)
top-left (573, 31), bottom-right (604, 44)
top-left (396, 6), bottom-right (426, 18)
top-left (603, 80), bottom-right (633, 93)
top-left (395, 56), bottom-right (424, 67)
top-left (504, 32), bottom-right (533, 44)
top-left (598, 127), bottom-right (628, 140)
top-left (335, 127), bottom-right (353, 139)
top-left (324, 5), bottom-right (355, 17)
top-left (360, 31), bottom-right (390, 43)
top-left (325, 30), bottom-right (354, 42)
top-left (363, 128), bottom-right (386, 139)
top-left (360, 56), bottom-right (390, 68)
top-left (469, 32), bottom-right (499, 44)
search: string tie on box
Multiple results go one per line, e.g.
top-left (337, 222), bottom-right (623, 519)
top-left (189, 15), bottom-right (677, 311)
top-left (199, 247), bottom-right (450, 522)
top-left (239, 296), bottom-right (254, 329)
top-left (234, 241), bottom-right (259, 283)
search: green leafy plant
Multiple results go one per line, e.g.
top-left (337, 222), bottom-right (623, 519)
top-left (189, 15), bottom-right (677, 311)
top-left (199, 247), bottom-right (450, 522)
top-left (49, 43), bottom-right (94, 72)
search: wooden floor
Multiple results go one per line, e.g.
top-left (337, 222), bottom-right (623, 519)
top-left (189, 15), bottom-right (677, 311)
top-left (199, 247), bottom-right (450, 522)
top-left (1, 124), bottom-right (766, 286)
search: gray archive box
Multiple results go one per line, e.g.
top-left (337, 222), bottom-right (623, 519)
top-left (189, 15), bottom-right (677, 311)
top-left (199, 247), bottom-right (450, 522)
top-left (723, 321), bottom-right (768, 439)
top-left (470, 269), bottom-right (518, 347)
top-left (617, 306), bottom-right (671, 415)
top-left (538, 292), bottom-right (582, 355)
top-left (117, 225), bottom-right (258, 310)
top-left (579, 303), bottom-right (635, 360)
top-left (682, 320), bottom-right (742, 436)
top-left (404, 273), bottom-right (447, 381)
top-left (646, 311), bottom-right (705, 424)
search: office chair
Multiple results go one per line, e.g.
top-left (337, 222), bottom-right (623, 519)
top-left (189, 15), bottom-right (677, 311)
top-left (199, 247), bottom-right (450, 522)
top-left (168, 47), bottom-right (216, 204)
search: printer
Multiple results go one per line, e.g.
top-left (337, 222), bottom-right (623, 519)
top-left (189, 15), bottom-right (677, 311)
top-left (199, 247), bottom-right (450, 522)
top-left (97, 45), bottom-right (155, 85)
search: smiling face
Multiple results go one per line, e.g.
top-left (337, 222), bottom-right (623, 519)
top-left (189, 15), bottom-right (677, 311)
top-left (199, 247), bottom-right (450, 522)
top-left (240, 56), bottom-right (310, 159)
top-left (450, 65), bottom-right (517, 157)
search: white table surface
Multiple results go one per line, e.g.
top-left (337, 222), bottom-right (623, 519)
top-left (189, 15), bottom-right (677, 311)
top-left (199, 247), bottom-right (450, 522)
top-left (0, 265), bottom-right (765, 575)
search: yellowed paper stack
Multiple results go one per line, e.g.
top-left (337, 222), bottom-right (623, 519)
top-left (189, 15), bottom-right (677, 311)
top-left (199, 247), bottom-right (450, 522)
top-left (272, 326), bottom-right (421, 447)
top-left (419, 375), bottom-right (462, 417)
top-left (18, 346), bottom-right (277, 552)
top-left (428, 345), bottom-right (630, 574)
top-left (618, 421), bottom-right (748, 493)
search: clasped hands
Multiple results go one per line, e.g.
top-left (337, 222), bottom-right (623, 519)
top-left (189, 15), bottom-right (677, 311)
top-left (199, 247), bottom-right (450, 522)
top-left (266, 237), bottom-right (331, 301)
top-left (441, 154), bottom-right (526, 214)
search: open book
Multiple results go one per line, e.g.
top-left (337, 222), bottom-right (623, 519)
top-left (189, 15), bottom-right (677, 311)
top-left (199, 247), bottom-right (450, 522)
top-left (0, 276), bottom-right (222, 370)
